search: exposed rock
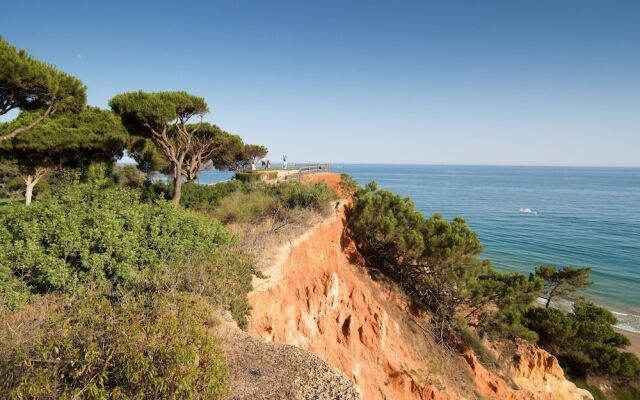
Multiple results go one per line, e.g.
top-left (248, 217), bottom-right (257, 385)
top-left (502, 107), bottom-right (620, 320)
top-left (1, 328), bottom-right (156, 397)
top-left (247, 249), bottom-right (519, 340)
top-left (462, 344), bottom-right (593, 400)
top-left (509, 344), bottom-right (593, 400)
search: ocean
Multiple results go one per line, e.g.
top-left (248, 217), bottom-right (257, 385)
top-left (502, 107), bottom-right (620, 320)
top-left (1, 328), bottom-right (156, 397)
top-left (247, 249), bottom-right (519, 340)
top-left (198, 165), bottom-right (640, 333)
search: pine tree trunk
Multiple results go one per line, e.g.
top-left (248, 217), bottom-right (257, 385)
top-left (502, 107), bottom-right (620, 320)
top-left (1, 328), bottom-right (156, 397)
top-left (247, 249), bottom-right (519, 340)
top-left (22, 167), bottom-right (48, 206)
top-left (172, 166), bottom-right (183, 204)
top-left (25, 176), bottom-right (36, 206)
top-left (545, 284), bottom-right (559, 308)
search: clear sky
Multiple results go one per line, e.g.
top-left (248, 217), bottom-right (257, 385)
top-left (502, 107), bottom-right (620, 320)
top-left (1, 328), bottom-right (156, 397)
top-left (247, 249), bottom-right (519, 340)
top-left (2, 0), bottom-right (639, 166)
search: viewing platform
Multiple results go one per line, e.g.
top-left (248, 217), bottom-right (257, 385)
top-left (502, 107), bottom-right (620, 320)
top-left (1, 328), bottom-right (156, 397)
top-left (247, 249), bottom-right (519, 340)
top-left (231, 164), bottom-right (331, 184)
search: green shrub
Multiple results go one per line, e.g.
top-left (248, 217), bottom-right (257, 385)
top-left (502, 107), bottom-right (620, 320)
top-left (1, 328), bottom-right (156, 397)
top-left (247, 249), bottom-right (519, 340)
top-left (339, 173), bottom-right (359, 196)
top-left (615, 386), bottom-right (640, 400)
top-left (347, 183), bottom-right (541, 341)
top-left (140, 179), bottom-right (172, 201)
top-left (273, 181), bottom-right (337, 212)
top-left (1, 291), bottom-right (229, 399)
top-left (572, 378), bottom-right (607, 400)
top-left (180, 180), bottom-right (247, 210)
top-left (0, 179), bottom-right (252, 322)
top-left (211, 190), bottom-right (278, 224)
top-left (524, 303), bottom-right (640, 378)
top-left (523, 307), bottom-right (577, 346)
top-left (173, 180), bottom-right (337, 222)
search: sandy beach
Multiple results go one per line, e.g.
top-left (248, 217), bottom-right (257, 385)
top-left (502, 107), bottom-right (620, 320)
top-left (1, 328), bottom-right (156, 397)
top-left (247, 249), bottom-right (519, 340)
top-left (619, 329), bottom-right (640, 357)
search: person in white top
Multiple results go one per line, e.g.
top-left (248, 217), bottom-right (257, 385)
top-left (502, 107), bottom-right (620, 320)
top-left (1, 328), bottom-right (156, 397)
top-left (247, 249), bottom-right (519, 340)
top-left (283, 155), bottom-right (288, 169)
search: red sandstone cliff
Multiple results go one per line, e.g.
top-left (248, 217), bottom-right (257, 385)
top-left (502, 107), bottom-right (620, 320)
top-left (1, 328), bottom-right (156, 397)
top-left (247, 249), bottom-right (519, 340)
top-left (247, 174), bottom-right (592, 400)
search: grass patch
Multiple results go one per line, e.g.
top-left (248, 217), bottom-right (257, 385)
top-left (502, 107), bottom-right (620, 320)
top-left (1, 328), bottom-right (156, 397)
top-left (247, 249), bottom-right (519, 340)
top-left (572, 378), bottom-right (607, 400)
top-left (212, 190), bottom-right (278, 224)
top-left (615, 386), bottom-right (640, 400)
top-left (1, 291), bottom-right (229, 399)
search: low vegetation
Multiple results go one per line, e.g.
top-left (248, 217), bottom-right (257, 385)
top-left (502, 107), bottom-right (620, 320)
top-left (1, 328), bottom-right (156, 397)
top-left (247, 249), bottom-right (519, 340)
top-left (0, 167), bottom-right (257, 397)
top-left (0, 161), bottom-right (338, 397)
top-left (144, 179), bottom-right (337, 222)
top-left (524, 303), bottom-right (640, 377)
top-left (1, 291), bottom-right (229, 399)
top-left (177, 179), bottom-right (338, 268)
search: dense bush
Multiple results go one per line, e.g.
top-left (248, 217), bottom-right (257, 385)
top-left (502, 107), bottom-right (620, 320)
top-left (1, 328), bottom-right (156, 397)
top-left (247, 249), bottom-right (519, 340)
top-left (272, 181), bottom-right (337, 212)
top-left (338, 173), bottom-right (359, 197)
top-left (0, 178), bottom-right (252, 326)
top-left (212, 190), bottom-right (278, 224)
top-left (131, 174), bottom-right (339, 219)
top-left (132, 245), bottom-right (255, 329)
top-left (1, 291), bottom-right (229, 399)
top-left (524, 303), bottom-right (640, 378)
top-left (163, 179), bottom-right (337, 221)
top-left (347, 182), bottom-right (542, 341)
top-left (180, 180), bottom-right (246, 210)
top-left (615, 386), bottom-right (640, 400)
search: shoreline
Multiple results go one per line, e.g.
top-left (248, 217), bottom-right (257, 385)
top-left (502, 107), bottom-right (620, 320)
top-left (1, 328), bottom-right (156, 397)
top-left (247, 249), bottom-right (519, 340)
top-left (618, 329), bottom-right (640, 357)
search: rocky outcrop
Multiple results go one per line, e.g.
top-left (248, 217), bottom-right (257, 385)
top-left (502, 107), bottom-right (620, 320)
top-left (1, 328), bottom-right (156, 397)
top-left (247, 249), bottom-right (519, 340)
top-left (246, 173), bottom-right (592, 400)
top-left (509, 344), bottom-right (593, 400)
top-left (463, 347), bottom-right (592, 400)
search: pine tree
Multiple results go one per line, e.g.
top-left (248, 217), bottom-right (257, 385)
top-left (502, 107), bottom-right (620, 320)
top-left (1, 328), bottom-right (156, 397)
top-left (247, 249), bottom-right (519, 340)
top-left (0, 36), bottom-right (86, 142)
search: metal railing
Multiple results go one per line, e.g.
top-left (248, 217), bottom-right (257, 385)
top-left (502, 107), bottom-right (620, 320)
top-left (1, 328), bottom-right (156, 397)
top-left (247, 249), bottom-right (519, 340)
top-left (284, 163), bottom-right (330, 181)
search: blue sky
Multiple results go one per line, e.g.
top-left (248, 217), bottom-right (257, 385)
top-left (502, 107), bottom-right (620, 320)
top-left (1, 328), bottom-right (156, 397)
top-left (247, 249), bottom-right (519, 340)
top-left (2, 0), bottom-right (639, 166)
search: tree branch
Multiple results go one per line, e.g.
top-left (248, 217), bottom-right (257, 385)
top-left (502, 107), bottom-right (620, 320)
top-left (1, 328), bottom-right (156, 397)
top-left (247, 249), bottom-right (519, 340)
top-left (0, 102), bottom-right (57, 142)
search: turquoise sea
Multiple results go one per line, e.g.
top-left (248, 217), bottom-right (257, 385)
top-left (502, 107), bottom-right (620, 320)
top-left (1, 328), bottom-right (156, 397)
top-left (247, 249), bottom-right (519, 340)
top-left (199, 165), bottom-right (640, 333)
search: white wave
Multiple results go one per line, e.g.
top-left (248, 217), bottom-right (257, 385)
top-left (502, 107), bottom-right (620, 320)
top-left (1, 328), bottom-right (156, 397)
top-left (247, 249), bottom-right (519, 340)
top-left (518, 207), bottom-right (537, 214)
top-left (615, 313), bottom-right (640, 334)
top-left (615, 323), bottom-right (640, 334)
top-left (612, 311), bottom-right (629, 316)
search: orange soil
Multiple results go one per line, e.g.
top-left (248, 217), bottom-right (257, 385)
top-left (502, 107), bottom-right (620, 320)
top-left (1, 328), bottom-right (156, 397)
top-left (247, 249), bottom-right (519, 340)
top-left (248, 203), bottom-right (447, 399)
top-left (300, 172), bottom-right (343, 194)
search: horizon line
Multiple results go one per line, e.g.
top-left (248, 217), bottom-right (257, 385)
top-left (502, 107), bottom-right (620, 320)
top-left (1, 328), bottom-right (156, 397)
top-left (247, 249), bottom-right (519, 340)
top-left (294, 162), bottom-right (640, 169)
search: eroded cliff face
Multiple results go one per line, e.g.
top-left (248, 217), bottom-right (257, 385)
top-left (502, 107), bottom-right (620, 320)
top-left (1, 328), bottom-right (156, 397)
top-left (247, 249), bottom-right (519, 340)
top-left (249, 204), bottom-right (446, 399)
top-left (247, 179), bottom-right (592, 400)
top-left (509, 344), bottom-right (592, 400)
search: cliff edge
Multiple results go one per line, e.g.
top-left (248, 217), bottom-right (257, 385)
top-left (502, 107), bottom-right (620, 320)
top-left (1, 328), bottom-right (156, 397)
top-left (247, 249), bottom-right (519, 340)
top-left (246, 173), bottom-right (592, 400)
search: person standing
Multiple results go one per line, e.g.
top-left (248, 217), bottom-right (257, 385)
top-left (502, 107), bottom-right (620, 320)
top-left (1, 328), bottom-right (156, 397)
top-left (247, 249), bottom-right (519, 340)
top-left (283, 154), bottom-right (288, 169)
